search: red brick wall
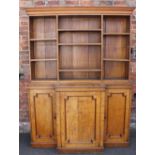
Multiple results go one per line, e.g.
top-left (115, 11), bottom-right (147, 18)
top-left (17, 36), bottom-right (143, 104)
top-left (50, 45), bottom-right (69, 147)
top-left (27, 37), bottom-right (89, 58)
top-left (19, 0), bottom-right (136, 131)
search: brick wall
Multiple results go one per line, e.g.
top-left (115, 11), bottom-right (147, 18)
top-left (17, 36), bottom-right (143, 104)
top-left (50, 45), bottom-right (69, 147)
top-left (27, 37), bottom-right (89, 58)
top-left (19, 0), bottom-right (136, 132)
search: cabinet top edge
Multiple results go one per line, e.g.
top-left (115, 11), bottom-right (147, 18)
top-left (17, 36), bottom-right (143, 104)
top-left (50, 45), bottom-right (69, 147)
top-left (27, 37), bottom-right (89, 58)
top-left (28, 82), bottom-right (132, 90)
top-left (25, 7), bottom-right (135, 16)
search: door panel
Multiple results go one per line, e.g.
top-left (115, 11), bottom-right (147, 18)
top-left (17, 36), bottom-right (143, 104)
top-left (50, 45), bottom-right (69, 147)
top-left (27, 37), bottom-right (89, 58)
top-left (105, 89), bottom-right (131, 144)
top-left (34, 94), bottom-right (53, 138)
top-left (78, 97), bottom-right (96, 143)
top-left (65, 96), bottom-right (78, 143)
top-left (59, 91), bottom-right (103, 148)
top-left (65, 96), bottom-right (96, 144)
top-left (29, 89), bottom-right (56, 146)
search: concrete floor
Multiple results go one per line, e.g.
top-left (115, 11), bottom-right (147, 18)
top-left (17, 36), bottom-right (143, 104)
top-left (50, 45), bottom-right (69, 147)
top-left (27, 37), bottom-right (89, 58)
top-left (19, 128), bottom-right (136, 155)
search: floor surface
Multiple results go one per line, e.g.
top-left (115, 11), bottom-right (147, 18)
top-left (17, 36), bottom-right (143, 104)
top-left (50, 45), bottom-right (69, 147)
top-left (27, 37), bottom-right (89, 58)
top-left (19, 128), bottom-right (136, 155)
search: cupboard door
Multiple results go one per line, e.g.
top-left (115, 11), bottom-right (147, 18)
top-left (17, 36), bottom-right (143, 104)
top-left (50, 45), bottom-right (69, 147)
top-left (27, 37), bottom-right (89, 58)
top-left (105, 89), bottom-right (131, 146)
top-left (57, 91), bottom-right (104, 151)
top-left (29, 89), bottom-right (56, 147)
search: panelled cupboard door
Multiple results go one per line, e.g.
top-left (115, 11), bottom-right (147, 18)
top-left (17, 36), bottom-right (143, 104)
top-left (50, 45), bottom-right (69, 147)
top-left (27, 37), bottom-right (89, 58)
top-left (105, 89), bottom-right (131, 146)
top-left (29, 89), bottom-right (56, 147)
top-left (57, 91), bottom-right (104, 151)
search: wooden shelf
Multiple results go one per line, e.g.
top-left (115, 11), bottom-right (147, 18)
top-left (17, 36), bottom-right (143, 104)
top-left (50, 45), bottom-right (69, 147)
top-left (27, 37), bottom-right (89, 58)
top-left (59, 78), bottom-right (100, 80)
top-left (30, 38), bottom-right (56, 41)
top-left (59, 69), bottom-right (101, 72)
top-left (58, 43), bottom-right (101, 46)
top-left (58, 29), bottom-right (101, 32)
top-left (103, 58), bottom-right (129, 62)
top-left (104, 77), bottom-right (128, 80)
top-left (31, 78), bottom-right (57, 81)
top-left (103, 33), bottom-right (130, 35)
top-left (31, 59), bottom-right (57, 61)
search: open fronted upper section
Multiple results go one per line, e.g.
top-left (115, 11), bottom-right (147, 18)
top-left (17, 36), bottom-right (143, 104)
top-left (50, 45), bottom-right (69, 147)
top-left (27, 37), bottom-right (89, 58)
top-left (27, 7), bottom-right (134, 81)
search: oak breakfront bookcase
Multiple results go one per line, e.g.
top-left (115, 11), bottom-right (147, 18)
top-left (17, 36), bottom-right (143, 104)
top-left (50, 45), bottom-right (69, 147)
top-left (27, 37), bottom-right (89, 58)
top-left (26, 7), bottom-right (134, 153)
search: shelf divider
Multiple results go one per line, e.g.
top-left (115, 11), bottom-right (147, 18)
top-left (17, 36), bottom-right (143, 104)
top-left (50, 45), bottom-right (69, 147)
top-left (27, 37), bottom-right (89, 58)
top-left (56, 15), bottom-right (59, 80)
top-left (129, 15), bottom-right (132, 80)
top-left (101, 15), bottom-right (104, 80)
